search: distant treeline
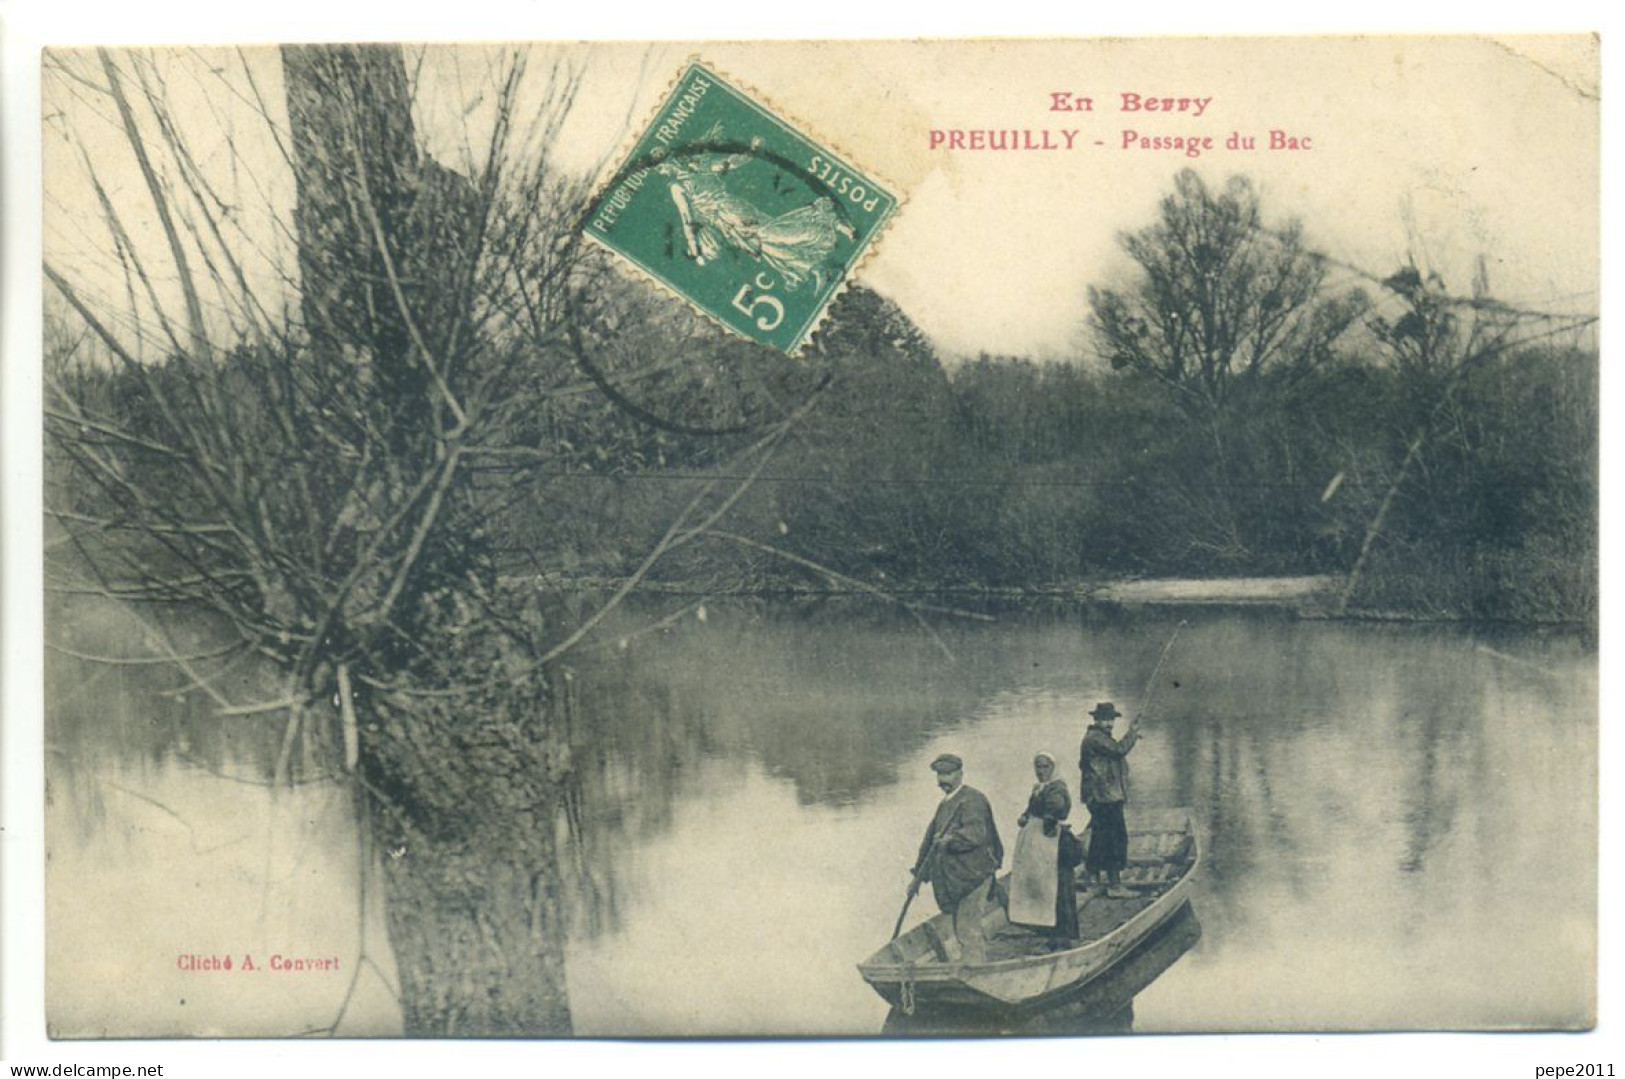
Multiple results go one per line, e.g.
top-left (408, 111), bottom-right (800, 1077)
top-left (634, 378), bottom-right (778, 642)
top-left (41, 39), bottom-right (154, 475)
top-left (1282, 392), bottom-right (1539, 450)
top-left (494, 177), bottom-right (1598, 626)
top-left (494, 286), bottom-right (1595, 625)
top-left (47, 172), bottom-right (1597, 626)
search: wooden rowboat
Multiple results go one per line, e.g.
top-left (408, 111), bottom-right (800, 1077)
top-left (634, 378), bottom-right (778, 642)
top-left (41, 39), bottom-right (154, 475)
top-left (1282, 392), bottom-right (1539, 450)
top-left (857, 807), bottom-right (1201, 1015)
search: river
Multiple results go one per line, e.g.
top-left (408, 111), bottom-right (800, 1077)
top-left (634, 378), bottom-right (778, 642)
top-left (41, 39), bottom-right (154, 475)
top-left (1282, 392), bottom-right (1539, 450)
top-left (44, 599), bottom-right (1596, 1036)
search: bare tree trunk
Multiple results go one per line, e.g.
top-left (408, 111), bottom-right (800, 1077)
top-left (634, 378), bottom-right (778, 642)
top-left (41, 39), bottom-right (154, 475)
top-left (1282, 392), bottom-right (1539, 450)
top-left (369, 749), bottom-right (573, 1035)
top-left (378, 847), bottom-right (572, 1036)
top-left (355, 677), bottom-right (574, 1036)
top-left (282, 43), bottom-right (574, 1035)
top-left (1205, 405), bottom-right (1247, 561)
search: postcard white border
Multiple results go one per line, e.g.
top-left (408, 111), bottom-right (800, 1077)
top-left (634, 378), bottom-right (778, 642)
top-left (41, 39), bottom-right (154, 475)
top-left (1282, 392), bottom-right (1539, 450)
top-left (3, 1), bottom-right (1619, 1076)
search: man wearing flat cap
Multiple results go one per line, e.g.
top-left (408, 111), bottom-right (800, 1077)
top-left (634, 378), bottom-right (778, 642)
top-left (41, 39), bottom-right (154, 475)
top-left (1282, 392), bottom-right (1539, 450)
top-left (1079, 702), bottom-right (1140, 899)
top-left (908, 753), bottom-right (1004, 962)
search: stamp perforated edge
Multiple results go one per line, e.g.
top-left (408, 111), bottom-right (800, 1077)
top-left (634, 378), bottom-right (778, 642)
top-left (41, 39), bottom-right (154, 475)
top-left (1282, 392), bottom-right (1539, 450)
top-left (579, 55), bottom-right (907, 357)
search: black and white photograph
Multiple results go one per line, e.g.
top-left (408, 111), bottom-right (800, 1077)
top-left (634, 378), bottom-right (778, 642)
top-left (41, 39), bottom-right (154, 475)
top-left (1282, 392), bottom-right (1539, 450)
top-left (10, 26), bottom-right (1605, 1060)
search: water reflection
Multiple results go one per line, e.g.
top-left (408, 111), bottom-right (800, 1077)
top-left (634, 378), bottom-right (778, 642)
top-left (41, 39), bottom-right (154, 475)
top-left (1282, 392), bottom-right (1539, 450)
top-left (554, 604), bottom-right (1597, 1033)
top-left (45, 598), bottom-right (1597, 1035)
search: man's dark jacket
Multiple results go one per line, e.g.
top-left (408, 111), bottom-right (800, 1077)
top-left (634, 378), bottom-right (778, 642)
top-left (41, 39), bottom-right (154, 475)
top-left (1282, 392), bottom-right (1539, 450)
top-left (1080, 723), bottom-right (1139, 804)
top-left (913, 784), bottom-right (1003, 910)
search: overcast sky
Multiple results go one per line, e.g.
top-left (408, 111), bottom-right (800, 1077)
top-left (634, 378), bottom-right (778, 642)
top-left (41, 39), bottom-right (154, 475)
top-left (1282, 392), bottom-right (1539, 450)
top-left (44, 36), bottom-right (1598, 364)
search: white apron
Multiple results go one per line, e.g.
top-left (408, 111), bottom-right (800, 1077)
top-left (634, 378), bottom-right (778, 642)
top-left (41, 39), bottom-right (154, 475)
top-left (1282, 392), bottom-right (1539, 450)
top-left (1007, 817), bottom-right (1059, 928)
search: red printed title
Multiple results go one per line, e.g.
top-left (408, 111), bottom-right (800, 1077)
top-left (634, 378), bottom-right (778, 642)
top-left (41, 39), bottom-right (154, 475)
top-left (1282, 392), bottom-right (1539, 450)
top-left (927, 92), bottom-right (1312, 158)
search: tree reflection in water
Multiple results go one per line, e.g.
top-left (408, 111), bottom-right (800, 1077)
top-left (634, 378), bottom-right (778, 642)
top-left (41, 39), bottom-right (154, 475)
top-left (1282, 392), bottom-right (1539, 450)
top-left (46, 595), bottom-right (1595, 1033)
top-left (554, 599), bottom-right (1009, 938)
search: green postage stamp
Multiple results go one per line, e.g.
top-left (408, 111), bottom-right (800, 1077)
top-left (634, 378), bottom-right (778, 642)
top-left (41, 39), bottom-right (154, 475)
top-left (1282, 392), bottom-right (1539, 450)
top-left (585, 61), bottom-right (899, 354)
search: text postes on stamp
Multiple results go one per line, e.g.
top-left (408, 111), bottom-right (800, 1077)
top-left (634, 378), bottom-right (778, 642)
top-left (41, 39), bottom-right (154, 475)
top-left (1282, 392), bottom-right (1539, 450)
top-left (585, 61), bottom-right (898, 354)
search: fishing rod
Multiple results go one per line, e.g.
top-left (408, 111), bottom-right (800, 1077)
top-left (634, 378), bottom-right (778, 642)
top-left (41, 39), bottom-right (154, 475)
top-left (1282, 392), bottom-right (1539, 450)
top-left (1132, 619), bottom-right (1188, 726)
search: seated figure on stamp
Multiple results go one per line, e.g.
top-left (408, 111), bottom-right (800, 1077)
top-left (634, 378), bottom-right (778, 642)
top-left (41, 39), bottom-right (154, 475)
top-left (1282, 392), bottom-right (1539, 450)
top-left (658, 122), bottom-right (855, 290)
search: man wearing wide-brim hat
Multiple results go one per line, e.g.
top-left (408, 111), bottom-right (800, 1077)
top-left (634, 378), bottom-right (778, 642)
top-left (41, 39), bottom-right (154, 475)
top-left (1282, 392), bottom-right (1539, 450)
top-left (908, 753), bottom-right (1004, 963)
top-left (1078, 702), bottom-right (1140, 899)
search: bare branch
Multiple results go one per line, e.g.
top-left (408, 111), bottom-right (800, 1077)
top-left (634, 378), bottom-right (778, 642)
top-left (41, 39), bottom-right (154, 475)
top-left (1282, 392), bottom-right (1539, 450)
top-left (47, 639), bottom-right (248, 667)
top-left (699, 530), bottom-right (961, 659)
top-left (98, 49), bottom-right (211, 361)
top-left (529, 380), bottom-right (829, 668)
top-left (346, 124), bottom-right (468, 430)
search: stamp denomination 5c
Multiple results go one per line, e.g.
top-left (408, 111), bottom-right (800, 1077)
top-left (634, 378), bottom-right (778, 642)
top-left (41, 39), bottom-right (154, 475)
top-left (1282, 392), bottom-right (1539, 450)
top-left (585, 61), bottom-right (899, 354)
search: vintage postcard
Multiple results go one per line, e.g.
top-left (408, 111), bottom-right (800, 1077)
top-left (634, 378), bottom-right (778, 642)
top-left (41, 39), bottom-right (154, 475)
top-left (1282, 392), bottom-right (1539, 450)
top-left (40, 37), bottom-right (1597, 1039)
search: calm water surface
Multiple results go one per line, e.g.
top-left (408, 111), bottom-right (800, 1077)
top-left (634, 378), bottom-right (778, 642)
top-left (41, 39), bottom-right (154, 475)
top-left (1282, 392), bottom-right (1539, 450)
top-left (45, 601), bottom-right (1596, 1036)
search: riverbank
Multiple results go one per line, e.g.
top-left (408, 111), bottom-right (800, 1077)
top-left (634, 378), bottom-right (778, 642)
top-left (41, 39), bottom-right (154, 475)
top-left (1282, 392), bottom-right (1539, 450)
top-left (506, 571), bottom-right (1592, 629)
top-left (510, 573), bottom-right (1339, 613)
top-left (1093, 576), bottom-right (1335, 606)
